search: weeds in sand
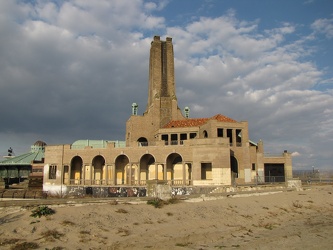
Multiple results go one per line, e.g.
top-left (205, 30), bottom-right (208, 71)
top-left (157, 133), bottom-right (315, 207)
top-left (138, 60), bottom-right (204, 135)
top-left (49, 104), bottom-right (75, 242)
top-left (268, 211), bottom-right (278, 217)
top-left (117, 228), bottom-right (130, 236)
top-left (0, 238), bottom-right (20, 245)
top-left (115, 208), bottom-right (128, 213)
top-left (214, 245), bottom-right (227, 249)
top-left (262, 206), bottom-right (269, 210)
top-left (61, 220), bottom-right (76, 226)
top-left (45, 247), bottom-right (64, 250)
top-left (307, 200), bottom-right (314, 203)
top-left (147, 197), bottom-right (181, 208)
top-left (133, 222), bottom-right (139, 225)
top-left (41, 229), bottom-right (64, 242)
top-left (292, 200), bottom-right (303, 208)
top-left (175, 242), bottom-right (191, 247)
top-left (277, 206), bottom-right (289, 212)
top-left (78, 230), bottom-right (91, 243)
top-left (166, 212), bottom-right (173, 216)
top-left (240, 214), bottom-right (252, 219)
top-left (10, 241), bottom-right (39, 250)
top-left (258, 222), bottom-right (274, 230)
top-left (30, 205), bottom-right (55, 218)
top-left (147, 198), bottom-right (165, 208)
top-left (30, 220), bottom-right (40, 224)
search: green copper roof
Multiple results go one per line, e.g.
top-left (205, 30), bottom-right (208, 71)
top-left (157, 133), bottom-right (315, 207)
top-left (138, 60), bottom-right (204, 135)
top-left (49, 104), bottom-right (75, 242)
top-left (0, 148), bottom-right (44, 166)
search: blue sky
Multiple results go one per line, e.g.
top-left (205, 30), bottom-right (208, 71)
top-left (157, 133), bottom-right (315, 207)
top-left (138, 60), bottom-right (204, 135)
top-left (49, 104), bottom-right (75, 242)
top-left (0, 0), bottom-right (332, 170)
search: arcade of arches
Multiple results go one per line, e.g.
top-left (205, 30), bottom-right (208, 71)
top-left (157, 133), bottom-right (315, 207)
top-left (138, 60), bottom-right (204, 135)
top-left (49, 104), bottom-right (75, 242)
top-left (63, 153), bottom-right (192, 186)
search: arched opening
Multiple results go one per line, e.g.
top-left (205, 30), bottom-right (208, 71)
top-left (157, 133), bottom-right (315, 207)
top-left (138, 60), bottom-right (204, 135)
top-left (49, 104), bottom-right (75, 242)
top-left (139, 154), bottom-right (155, 184)
top-left (70, 156), bottom-right (83, 184)
top-left (166, 153), bottom-right (183, 185)
top-left (137, 137), bottom-right (148, 146)
top-left (115, 155), bottom-right (129, 185)
top-left (92, 155), bottom-right (105, 185)
top-left (203, 130), bottom-right (208, 138)
top-left (230, 155), bottom-right (238, 184)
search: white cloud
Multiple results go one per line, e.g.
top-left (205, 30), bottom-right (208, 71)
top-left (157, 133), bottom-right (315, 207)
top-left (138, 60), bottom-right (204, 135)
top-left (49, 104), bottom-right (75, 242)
top-left (0, 1), bottom-right (332, 170)
top-left (311, 17), bottom-right (333, 38)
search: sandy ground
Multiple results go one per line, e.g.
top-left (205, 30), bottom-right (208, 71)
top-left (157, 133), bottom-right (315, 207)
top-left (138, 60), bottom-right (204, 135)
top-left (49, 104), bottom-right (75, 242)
top-left (0, 185), bottom-right (332, 250)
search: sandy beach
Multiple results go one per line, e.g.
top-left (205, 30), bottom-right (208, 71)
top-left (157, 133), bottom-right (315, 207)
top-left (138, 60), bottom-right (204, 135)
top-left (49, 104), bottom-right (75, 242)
top-left (0, 185), bottom-right (332, 250)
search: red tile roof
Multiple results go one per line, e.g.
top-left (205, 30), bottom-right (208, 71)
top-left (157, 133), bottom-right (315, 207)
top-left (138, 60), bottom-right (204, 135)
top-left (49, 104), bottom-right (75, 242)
top-left (163, 114), bottom-right (237, 128)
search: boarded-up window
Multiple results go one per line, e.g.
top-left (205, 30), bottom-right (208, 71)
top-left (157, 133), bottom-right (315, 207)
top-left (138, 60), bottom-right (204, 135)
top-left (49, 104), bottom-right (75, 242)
top-left (49, 165), bottom-right (57, 179)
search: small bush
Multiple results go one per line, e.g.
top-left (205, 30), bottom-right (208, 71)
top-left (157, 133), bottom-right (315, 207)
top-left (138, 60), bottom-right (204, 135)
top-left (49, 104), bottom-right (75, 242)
top-left (147, 197), bottom-right (181, 208)
top-left (30, 206), bottom-right (55, 218)
top-left (147, 198), bottom-right (165, 208)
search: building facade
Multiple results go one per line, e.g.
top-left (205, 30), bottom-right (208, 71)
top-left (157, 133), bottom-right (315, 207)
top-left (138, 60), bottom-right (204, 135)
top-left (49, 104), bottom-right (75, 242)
top-left (43, 36), bottom-right (292, 196)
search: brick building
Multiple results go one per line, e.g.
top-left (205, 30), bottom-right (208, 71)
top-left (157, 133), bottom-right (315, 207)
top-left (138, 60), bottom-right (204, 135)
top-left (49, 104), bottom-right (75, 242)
top-left (43, 36), bottom-right (292, 196)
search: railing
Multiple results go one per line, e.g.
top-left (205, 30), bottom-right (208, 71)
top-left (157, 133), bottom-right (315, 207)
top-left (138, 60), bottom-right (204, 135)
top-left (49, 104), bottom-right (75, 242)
top-left (164, 140), bottom-right (184, 146)
top-left (254, 176), bottom-right (286, 183)
top-left (67, 179), bottom-right (191, 186)
top-left (264, 153), bottom-right (284, 157)
top-left (170, 140), bottom-right (178, 145)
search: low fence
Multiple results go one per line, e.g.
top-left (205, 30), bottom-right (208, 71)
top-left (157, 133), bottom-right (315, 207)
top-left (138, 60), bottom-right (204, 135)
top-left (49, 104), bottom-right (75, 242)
top-left (0, 189), bottom-right (48, 199)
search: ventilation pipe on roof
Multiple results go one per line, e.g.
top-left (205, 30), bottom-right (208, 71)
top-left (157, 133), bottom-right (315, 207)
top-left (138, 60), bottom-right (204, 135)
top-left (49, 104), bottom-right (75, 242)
top-left (184, 106), bottom-right (190, 118)
top-left (132, 103), bottom-right (138, 115)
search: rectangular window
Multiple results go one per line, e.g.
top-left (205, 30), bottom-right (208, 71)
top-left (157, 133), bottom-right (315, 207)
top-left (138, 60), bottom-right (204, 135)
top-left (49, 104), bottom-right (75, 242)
top-left (236, 129), bottom-right (242, 146)
top-left (252, 163), bottom-right (256, 171)
top-left (189, 133), bottom-right (197, 139)
top-left (201, 163), bottom-right (212, 180)
top-left (49, 165), bottom-right (57, 179)
top-left (217, 128), bottom-right (223, 137)
top-left (227, 129), bottom-right (233, 144)
top-left (162, 134), bottom-right (168, 145)
top-left (180, 133), bottom-right (187, 140)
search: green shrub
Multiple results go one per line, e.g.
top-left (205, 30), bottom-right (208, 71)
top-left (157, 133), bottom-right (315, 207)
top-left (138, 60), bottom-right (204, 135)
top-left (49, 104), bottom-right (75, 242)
top-left (147, 197), bottom-right (181, 208)
top-left (30, 205), bottom-right (55, 218)
top-left (147, 198), bottom-right (165, 208)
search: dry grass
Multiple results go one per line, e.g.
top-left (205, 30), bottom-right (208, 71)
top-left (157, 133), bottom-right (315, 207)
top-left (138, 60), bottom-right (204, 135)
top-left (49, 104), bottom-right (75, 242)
top-left (10, 241), bottom-right (39, 250)
top-left (0, 238), bottom-right (20, 245)
top-left (60, 220), bottom-right (76, 226)
top-left (175, 242), bottom-right (191, 247)
top-left (115, 208), bottom-right (128, 213)
top-left (40, 229), bottom-right (65, 242)
top-left (79, 230), bottom-right (90, 235)
top-left (117, 228), bottom-right (130, 236)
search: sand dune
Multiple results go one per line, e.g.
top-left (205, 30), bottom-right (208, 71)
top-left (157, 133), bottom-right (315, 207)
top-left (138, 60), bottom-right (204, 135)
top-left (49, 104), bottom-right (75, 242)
top-left (0, 185), bottom-right (332, 249)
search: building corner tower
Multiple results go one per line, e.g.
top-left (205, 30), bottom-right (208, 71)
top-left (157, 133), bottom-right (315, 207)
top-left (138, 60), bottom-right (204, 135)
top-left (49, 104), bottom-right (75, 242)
top-left (126, 36), bottom-right (185, 146)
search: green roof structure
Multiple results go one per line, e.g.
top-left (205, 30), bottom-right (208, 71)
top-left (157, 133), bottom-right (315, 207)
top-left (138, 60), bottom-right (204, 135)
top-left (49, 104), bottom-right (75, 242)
top-left (0, 141), bottom-right (45, 166)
